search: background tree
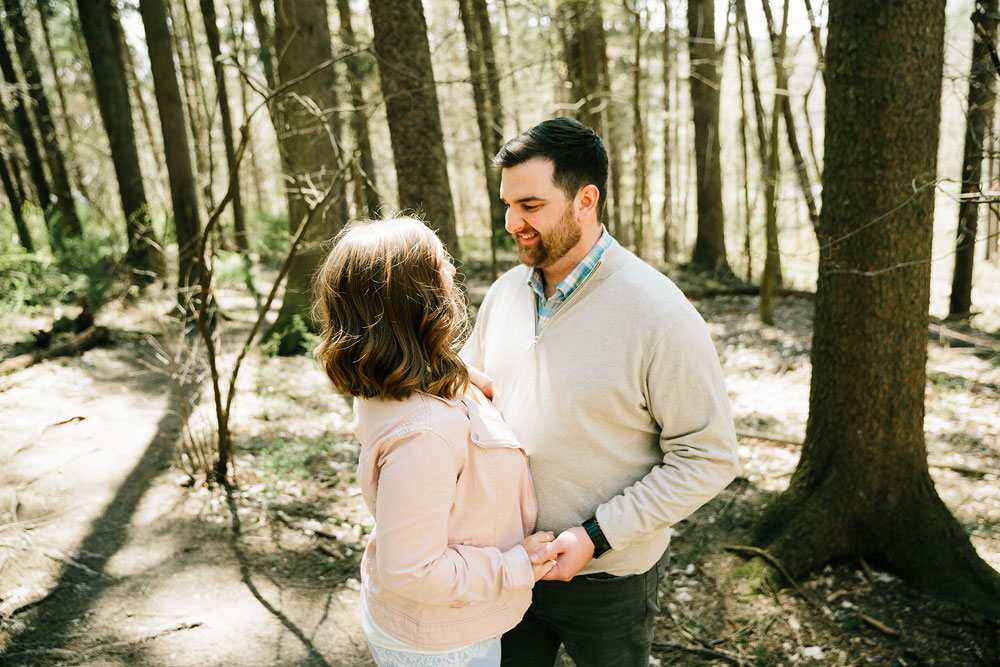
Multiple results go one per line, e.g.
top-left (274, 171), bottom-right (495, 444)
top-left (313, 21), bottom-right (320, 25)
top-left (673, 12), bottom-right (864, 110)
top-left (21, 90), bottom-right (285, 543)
top-left (459, 0), bottom-right (506, 276)
top-left (661, 0), bottom-right (672, 262)
top-left (369, 0), bottom-right (460, 260)
top-left (0, 0), bottom-right (79, 246)
top-left (264, 0), bottom-right (349, 354)
top-left (0, 139), bottom-right (32, 251)
top-left (199, 0), bottom-right (247, 252)
top-left (949, 0), bottom-right (998, 318)
top-left (687, 0), bottom-right (730, 275)
top-left (747, 0), bottom-right (1000, 615)
top-left (77, 0), bottom-right (165, 286)
top-left (138, 0), bottom-right (203, 307)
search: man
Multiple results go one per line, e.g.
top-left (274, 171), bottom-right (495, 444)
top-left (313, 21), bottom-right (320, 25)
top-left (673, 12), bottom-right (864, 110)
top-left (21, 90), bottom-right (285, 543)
top-left (461, 117), bottom-right (739, 667)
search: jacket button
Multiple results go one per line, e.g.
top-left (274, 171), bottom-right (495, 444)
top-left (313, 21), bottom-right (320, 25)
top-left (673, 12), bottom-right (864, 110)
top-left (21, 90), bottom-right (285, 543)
top-left (472, 432), bottom-right (479, 440)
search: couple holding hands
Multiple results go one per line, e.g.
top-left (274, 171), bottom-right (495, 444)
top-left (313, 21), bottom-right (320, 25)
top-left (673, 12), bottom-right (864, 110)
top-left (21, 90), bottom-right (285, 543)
top-left (313, 118), bottom-right (739, 667)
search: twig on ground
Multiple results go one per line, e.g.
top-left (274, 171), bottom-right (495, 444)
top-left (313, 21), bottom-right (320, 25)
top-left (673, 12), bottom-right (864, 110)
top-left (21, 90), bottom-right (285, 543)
top-left (859, 612), bottom-right (901, 637)
top-left (652, 640), bottom-right (744, 665)
top-left (275, 510), bottom-right (340, 540)
top-left (42, 548), bottom-right (113, 579)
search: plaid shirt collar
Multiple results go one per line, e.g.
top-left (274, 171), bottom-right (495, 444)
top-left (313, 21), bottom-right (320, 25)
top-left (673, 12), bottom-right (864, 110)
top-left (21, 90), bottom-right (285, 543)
top-left (528, 227), bottom-right (611, 331)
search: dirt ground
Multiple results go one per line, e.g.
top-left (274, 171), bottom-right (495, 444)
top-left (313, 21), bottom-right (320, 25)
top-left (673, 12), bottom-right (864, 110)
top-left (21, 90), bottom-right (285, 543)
top-left (0, 267), bottom-right (998, 666)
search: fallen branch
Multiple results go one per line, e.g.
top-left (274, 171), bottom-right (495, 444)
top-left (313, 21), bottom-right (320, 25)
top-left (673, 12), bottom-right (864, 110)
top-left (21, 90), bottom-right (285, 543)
top-left (0, 585), bottom-right (55, 618)
top-left (652, 641), bottom-right (744, 666)
top-left (929, 323), bottom-right (1000, 352)
top-left (42, 548), bottom-right (113, 579)
top-left (0, 326), bottom-right (110, 375)
top-left (79, 618), bottom-right (204, 656)
top-left (859, 612), bottom-right (901, 637)
top-left (275, 510), bottom-right (340, 540)
top-left (683, 286), bottom-right (815, 300)
top-left (736, 428), bottom-right (803, 445)
top-left (724, 544), bottom-right (832, 619)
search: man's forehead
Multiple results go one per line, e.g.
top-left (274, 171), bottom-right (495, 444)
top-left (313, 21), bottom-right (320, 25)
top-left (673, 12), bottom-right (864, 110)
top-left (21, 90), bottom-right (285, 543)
top-left (500, 158), bottom-right (558, 198)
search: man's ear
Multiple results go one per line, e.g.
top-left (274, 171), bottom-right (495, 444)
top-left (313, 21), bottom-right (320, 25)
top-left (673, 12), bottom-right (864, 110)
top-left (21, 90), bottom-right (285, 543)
top-left (576, 184), bottom-right (600, 220)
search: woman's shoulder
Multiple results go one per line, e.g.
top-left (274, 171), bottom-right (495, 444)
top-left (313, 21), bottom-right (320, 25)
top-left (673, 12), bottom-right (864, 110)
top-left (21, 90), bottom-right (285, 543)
top-left (355, 393), bottom-right (468, 453)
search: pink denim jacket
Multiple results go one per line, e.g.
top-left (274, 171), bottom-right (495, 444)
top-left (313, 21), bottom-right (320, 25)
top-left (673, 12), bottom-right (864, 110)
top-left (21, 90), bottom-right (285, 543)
top-left (354, 384), bottom-right (537, 649)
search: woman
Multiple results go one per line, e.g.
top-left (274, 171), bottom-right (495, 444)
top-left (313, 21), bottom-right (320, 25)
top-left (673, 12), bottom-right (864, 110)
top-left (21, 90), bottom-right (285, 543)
top-left (313, 217), bottom-right (553, 666)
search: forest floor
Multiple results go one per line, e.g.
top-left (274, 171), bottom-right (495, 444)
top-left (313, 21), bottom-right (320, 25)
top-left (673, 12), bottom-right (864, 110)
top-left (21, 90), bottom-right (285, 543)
top-left (0, 258), bottom-right (998, 666)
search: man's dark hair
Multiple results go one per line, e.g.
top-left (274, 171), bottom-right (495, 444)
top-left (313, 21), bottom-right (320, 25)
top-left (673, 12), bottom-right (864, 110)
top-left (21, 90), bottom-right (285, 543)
top-left (493, 117), bottom-right (609, 213)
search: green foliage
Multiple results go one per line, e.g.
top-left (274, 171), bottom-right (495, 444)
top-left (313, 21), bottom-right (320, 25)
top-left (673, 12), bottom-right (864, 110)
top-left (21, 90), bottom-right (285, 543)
top-left (245, 207), bottom-right (290, 266)
top-left (211, 249), bottom-right (252, 289)
top-left (258, 436), bottom-right (349, 498)
top-left (261, 313), bottom-right (319, 357)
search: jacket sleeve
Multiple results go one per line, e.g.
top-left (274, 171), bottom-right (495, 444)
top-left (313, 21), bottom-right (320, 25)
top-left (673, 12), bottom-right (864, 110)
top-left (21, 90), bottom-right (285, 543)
top-left (373, 429), bottom-right (534, 604)
top-left (595, 314), bottom-right (740, 550)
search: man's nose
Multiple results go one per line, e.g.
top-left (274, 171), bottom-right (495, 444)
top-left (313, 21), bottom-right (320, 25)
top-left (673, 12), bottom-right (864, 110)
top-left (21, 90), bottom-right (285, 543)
top-left (505, 208), bottom-right (520, 233)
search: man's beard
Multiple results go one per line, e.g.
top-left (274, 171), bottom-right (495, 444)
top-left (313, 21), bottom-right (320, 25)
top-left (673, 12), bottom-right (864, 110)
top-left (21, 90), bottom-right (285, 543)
top-left (515, 205), bottom-right (581, 268)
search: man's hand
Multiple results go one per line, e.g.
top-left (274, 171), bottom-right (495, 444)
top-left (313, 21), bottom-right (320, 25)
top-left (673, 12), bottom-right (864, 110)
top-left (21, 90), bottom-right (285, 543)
top-left (466, 366), bottom-right (494, 399)
top-left (529, 526), bottom-right (594, 581)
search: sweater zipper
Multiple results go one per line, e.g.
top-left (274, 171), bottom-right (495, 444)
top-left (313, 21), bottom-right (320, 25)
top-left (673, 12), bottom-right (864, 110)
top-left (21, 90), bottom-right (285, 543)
top-left (528, 259), bottom-right (604, 350)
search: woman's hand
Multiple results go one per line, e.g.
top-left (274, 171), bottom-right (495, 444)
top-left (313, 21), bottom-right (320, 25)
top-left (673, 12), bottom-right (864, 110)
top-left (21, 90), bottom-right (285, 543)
top-left (521, 531), bottom-right (556, 581)
top-left (467, 366), bottom-right (495, 400)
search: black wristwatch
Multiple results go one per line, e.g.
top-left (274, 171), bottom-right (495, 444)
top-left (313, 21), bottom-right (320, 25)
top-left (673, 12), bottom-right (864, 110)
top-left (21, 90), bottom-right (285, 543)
top-left (582, 516), bottom-right (612, 558)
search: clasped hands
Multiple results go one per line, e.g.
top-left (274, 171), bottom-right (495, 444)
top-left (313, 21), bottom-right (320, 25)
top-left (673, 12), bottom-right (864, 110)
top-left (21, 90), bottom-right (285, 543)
top-left (520, 526), bottom-right (595, 581)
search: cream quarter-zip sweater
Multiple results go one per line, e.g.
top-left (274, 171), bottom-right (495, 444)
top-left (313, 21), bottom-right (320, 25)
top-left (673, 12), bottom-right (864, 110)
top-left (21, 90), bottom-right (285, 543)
top-left (462, 239), bottom-right (739, 576)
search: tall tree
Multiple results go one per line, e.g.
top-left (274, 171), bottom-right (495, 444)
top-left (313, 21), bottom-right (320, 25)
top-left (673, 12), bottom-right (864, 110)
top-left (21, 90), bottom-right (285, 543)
top-left (687, 0), bottom-right (730, 275)
top-left (138, 0), bottom-right (203, 306)
top-left (748, 0), bottom-right (1000, 615)
top-left (369, 0), bottom-right (461, 259)
top-left (459, 0), bottom-right (505, 276)
top-left (625, 1), bottom-right (648, 257)
top-left (661, 0), bottom-right (672, 263)
top-left (0, 138), bottom-right (32, 251)
top-left (758, 0), bottom-right (789, 325)
top-left (200, 0), bottom-right (247, 251)
top-left (265, 0), bottom-right (349, 354)
top-left (2, 0), bottom-right (82, 245)
top-left (337, 0), bottom-right (380, 221)
top-left (949, 1), bottom-right (998, 318)
top-left (77, 0), bottom-right (165, 285)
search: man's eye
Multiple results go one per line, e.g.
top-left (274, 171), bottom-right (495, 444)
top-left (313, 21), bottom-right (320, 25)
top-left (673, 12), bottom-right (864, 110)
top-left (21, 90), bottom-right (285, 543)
top-left (523, 205), bottom-right (539, 212)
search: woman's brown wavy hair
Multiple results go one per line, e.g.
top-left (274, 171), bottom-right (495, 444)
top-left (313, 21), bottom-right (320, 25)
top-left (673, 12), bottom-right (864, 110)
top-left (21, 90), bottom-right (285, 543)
top-left (313, 217), bottom-right (470, 401)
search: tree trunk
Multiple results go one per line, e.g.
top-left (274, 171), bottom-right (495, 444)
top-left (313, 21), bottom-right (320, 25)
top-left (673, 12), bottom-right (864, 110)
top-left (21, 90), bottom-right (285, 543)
top-left (138, 0), bottom-right (203, 308)
top-left (459, 0), bottom-right (505, 277)
top-left (0, 21), bottom-right (51, 222)
top-left (598, 18), bottom-right (625, 243)
top-left (336, 0), bottom-right (379, 221)
top-left (949, 1), bottom-right (998, 318)
top-left (264, 0), bottom-right (349, 354)
top-left (626, 1), bottom-right (647, 258)
top-left (2, 0), bottom-right (82, 246)
top-left (229, 0), bottom-right (264, 211)
top-left (0, 141), bottom-right (33, 252)
top-left (369, 0), bottom-right (461, 260)
top-left (748, 0), bottom-right (1000, 616)
top-left (687, 0), bottom-right (730, 275)
top-left (758, 0), bottom-right (789, 325)
top-left (77, 0), bottom-right (165, 285)
top-left (736, 16), bottom-right (752, 282)
top-left (661, 0), bottom-right (672, 263)
top-left (200, 0), bottom-right (247, 252)
top-left (760, 0), bottom-right (820, 237)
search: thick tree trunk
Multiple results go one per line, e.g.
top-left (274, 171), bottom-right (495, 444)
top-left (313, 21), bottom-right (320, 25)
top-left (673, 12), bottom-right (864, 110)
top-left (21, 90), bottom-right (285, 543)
top-left (2, 0), bottom-right (82, 245)
top-left (336, 0), bottom-right (380, 221)
top-left (200, 0), bottom-right (247, 252)
top-left (749, 0), bottom-right (1000, 616)
top-left (264, 0), bottom-right (348, 354)
top-left (459, 0), bottom-right (505, 277)
top-left (369, 0), bottom-right (460, 259)
top-left (687, 0), bottom-right (730, 275)
top-left (0, 22), bottom-right (51, 222)
top-left (0, 143), bottom-right (33, 252)
top-left (77, 0), bottom-right (165, 285)
top-left (736, 18), bottom-right (752, 282)
top-left (949, 1), bottom-right (998, 318)
top-left (138, 0), bottom-right (203, 308)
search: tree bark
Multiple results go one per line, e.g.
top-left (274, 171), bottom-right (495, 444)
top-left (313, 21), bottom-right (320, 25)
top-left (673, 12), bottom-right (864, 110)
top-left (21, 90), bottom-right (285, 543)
top-left (749, 0), bottom-right (1000, 616)
top-left (626, 1), bottom-right (647, 258)
top-left (77, 0), bottom-right (165, 285)
top-left (687, 0), bottom-right (730, 275)
top-left (264, 0), bottom-right (349, 354)
top-left (369, 0), bottom-right (461, 260)
top-left (336, 0), bottom-right (379, 220)
top-left (949, 1), bottom-right (998, 318)
top-left (138, 0), bottom-right (203, 307)
top-left (200, 0), bottom-right (247, 252)
top-left (0, 21), bottom-right (51, 221)
top-left (736, 16), bottom-right (752, 282)
top-left (2, 0), bottom-right (82, 245)
top-left (459, 0), bottom-right (506, 277)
